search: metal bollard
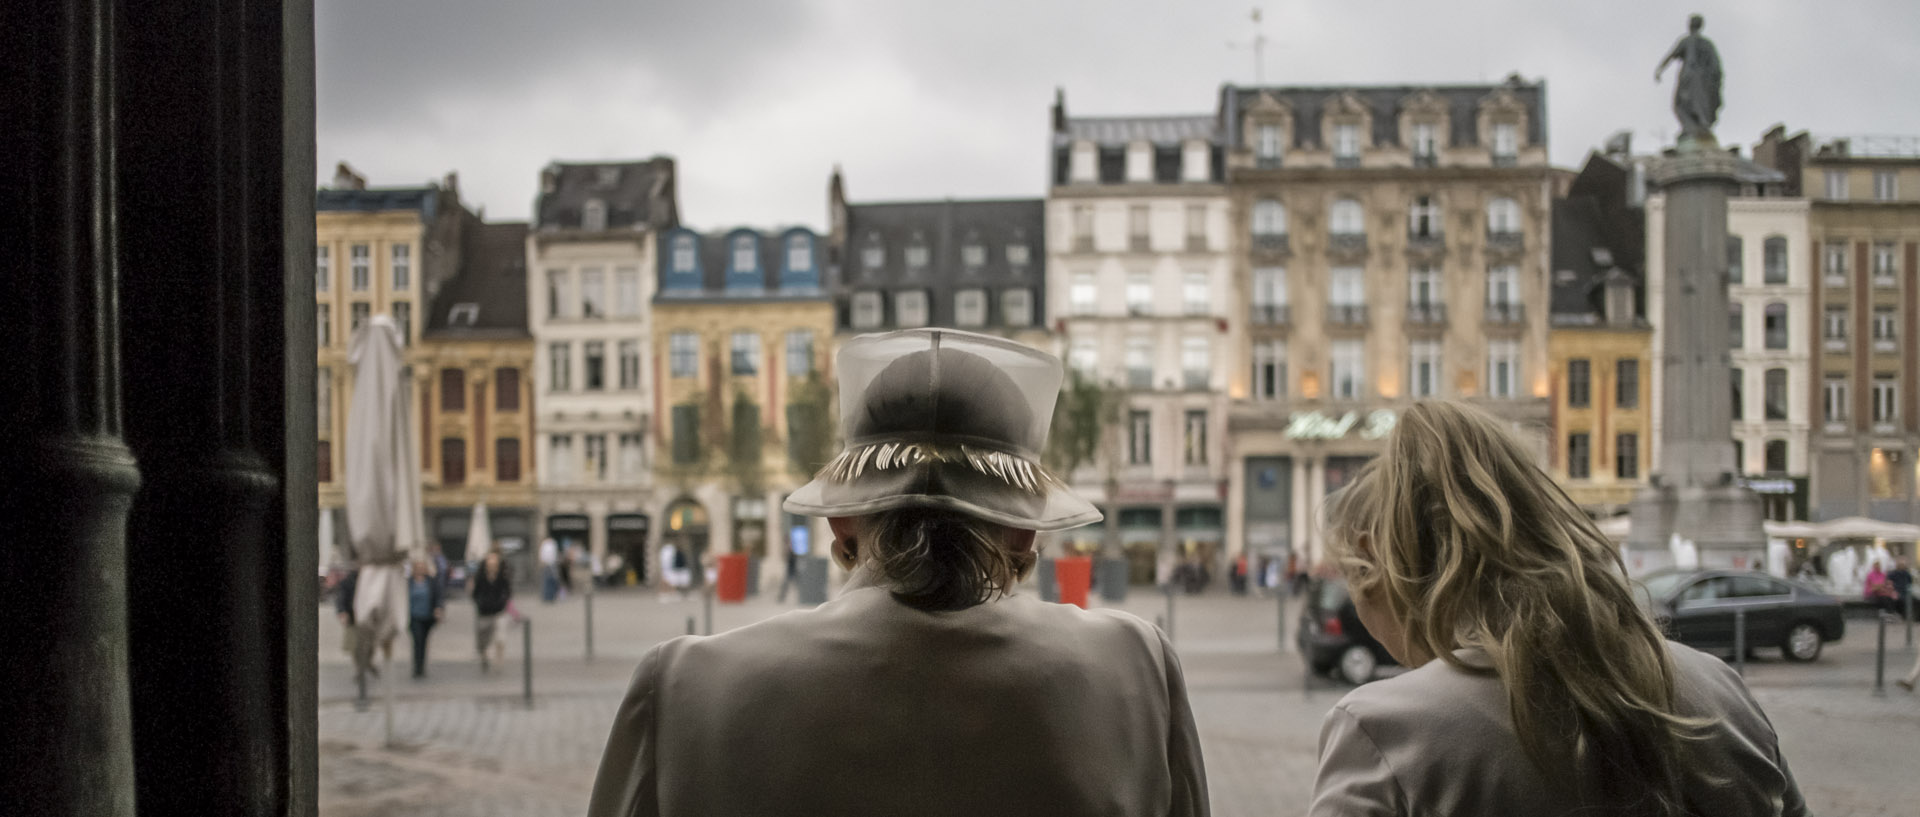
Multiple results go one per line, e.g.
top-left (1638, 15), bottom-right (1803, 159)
top-left (703, 584), bottom-right (714, 635)
top-left (686, 616), bottom-right (696, 635)
top-left (1733, 608), bottom-right (1747, 676)
top-left (1874, 613), bottom-right (1888, 698)
top-left (522, 617), bottom-right (534, 709)
top-left (1163, 585), bottom-right (1176, 645)
top-left (584, 590), bottom-right (594, 662)
top-left (1906, 593), bottom-right (1914, 648)
top-left (1277, 581), bottom-right (1291, 653)
top-left (355, 670), bottom-right (369, 712)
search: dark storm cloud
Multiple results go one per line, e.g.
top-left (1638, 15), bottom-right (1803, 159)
top-left (317, 0), bottom-right (1920, 228)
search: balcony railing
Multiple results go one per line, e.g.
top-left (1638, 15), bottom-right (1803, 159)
top-left (1412, 152), bottom-right (1437, 168)
top-left (1873, 271), bottom-right (1897, 288)
top-left (1251, 233), bottom-right (1291, 254)
top-left (1255, 155), bottom-right (1283, 169)
top-left (1407, 229), bottom-right (1445, 247)
top-left (1406, 303), bottom-right (1447, 325)
top-left (1874, 337), bottom-right (1898, 353)
top-left (1183, 370), bottom-right (1209, 390)
top-left (1328, 304), bottom-right (1369, 326)
top-left (1824, 420), bottom-right (1849, 435)
top-left (1485, 302), bottom-right (1526, 325)
top-left (1492, 153), bottom-right (1518, 167)
top-left (1327, 233), bottom-right (1368, 254)
top-left (1334, 155), bottom-right (1360, 169)
top-left (1250, 304), bottom-right (1290, 326)
top-left (1486, 230), bottom-right (1524, 248)
top-left (1823, 336), bottom-right (1847, 352)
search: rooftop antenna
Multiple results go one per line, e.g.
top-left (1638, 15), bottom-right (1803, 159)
top-left (1227, 7), bottom-right (1270, 85)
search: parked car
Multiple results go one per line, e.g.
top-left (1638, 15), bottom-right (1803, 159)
top-left (1297, 576), bottom-right (1398, 685)
top-left (1638, 569), bottom-right (1845, 662)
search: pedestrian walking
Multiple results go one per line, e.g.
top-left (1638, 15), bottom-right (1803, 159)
top-left (1889, 558), bottom-right (1913, 620)
top-left (1308, 401), bottom-right (1804, 817)
top-left (334, 567), bottom-right (370, 681)
top-left (588, 329), bottom-right (1207, 817)
top-left (406, 558), bottom-right (445, 679)
top-left (658, 541), bottom-right (691, 602)
top-left (1865, 561), bottom-right (1897, 614)
top-left (471, 550), bottom-right (511, 672)
top-left (776, 528), bottom-right (807, 603)
top-left (538, 535), bottom-right (560, 603)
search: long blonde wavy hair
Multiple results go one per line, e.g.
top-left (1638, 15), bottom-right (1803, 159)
top-left (1323, 401), bottom-right (1706, 815)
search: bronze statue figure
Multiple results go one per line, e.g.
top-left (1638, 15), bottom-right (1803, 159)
top-left (1655, 14), bottom-right (1722, 143)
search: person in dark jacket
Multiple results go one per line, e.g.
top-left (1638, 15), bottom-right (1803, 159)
top-left (471, 550), bottom-right (512, 672)
top-left (407, 558), bottom-right (445, 679)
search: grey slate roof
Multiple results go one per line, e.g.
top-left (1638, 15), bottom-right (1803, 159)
top-left (534, 158), bottom-right (677, 232)
top-left (841, 198), bottom-right (1045, 285)
top-left (1219, 82), bottom-right (1547, 151)
top-left (1058, 115), bottom-right (1218, 147)
top-left (317, 186), bottom-right (438, 217)
top-left (1552, 153), bottom-right (1644, 321)
top-left (424, 221), bottom-right (530, 338)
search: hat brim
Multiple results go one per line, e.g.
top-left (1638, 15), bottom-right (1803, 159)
top-left (783, 474), bottom-right (1102, 532)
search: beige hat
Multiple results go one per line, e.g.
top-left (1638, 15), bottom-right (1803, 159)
top-left (783, 329), bottom-right (1102, 531)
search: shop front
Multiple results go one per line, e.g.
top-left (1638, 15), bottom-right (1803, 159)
top-left (1230, 406), bottom-right (1396, 570)
top-left (606, 513), bottom-right (651, 585)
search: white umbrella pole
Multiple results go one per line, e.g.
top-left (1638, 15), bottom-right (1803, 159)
top-left (383, 642), bottom-right (395, 748)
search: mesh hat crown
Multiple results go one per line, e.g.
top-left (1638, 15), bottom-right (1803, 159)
top-left (782, 329), bottom-right (1101, 531)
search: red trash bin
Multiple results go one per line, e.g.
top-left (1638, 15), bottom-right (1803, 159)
top-left (1055, 556), bottom-right (1093, 609)
top-left (716, 553), bottom-right (749, 603)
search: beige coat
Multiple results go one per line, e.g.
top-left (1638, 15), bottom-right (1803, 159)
top-left (589, 565), bottom-right (1209, 817)
top-left (1309, 642), bottom-right (1807, 816)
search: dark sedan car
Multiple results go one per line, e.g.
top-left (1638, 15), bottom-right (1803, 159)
top-left (1638, 569), bottom-right (1845, 662)
top-left (1297, 577), bottom-right (1399, 685)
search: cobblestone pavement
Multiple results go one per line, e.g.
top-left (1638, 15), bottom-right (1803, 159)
top-left (319, 587), bottom-right (1920, 816)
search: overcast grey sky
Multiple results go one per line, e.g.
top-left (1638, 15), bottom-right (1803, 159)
top-left (318, 0), bottom-right (1920, 230)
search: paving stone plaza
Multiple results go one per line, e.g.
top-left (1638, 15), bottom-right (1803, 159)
top-left (317, 586), bottom-right (1919, 816)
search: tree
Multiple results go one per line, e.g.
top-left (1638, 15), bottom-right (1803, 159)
top-left (726, 387), bottom-right (766, 498)
top-left (1046, 369), bottom-right (1126, 553)
top-left (784, 371), bottom-right (836, 477)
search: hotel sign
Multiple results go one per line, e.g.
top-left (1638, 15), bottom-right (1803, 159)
top-left (1284, 409), bottom-right (1397, 441)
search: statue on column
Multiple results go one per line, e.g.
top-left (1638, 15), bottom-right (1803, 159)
top-left (1654, 14), bottom-right (1722, 144)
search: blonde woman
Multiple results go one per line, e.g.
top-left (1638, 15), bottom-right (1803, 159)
top-left (1309, 401), bottom-right (1805, 816)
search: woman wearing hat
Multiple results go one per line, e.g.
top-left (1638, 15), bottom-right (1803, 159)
top-left (1309, 401), bottom-right (1803, 816)
top-left (589, 329), bottom-right (1209, 817)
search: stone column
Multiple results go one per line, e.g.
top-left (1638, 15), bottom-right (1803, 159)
top-left (1, 4), bottom-right (142, 814)
top-left (1630, 148), bottom-right (1765, 563)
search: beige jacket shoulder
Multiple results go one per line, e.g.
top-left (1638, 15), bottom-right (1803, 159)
top-left (589, 567), bottom-right (1209, 817)
top-left (1308, 642), bottom-right (1807, 816)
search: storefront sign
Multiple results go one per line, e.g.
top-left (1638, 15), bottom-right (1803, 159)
top-left (1741, 478), bottom-right (1796, 495)
top-left (1284, 409), bottom-right (1397, 441)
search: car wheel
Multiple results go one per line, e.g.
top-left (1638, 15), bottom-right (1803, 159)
top-left (1338, 644), bottom-right (1378, 685)
top-left (1781, 622), bottom-right (1822, 662)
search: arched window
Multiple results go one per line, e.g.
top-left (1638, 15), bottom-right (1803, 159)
top-left (1252, 199), bottom-right (1287, 237)
top-left (1329, 198), bottom-right (1365, 237)
top-left (1485, 197), bottom-right (1520, 237)
top-left (1763, 302), bottom-right (1788, 350)
top-left (1763, 235), bottom-right (1789, 283)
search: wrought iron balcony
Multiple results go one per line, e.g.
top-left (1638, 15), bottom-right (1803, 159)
top-left (1251, 233), bottom-right (1291, 254)
top-left (1334, 155), bottom-right (1360, 169)
top-left (1255, 156), bottom-right (1283, 169)
top-left (1412, 152), bottom-right (1438, 168)
top-left (1405, 303), bottom-right (1447, 325)
top-left (1327, 304), bottom-right (1369, 326)
top-left (1485, 302), bottom-right (1526, 325)
top-left (1486, 230), bottom-right (1524, 248)
top-left (1492, 153), bottom-right (1517, 167)
top-left (1327, 233), bottom-right (1369, 254)
top-left (1250, 304), bottom-right (1290, 326)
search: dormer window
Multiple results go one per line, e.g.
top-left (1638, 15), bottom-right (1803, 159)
top-left (1256, 124), bottom-right (1284, 166)
top-left (1125, 142), bottom-right (1152, 183)
top-left (904, 234), bottom-right (930, 272)
top-left (672, 235), bottom-right (696, 273)
top-left (1492, 123), bottom-right (1518, 165)
top-left (961, 235), bottom-right (986, 269)
top-left (448, 303), bottom-right (480, 326)
top-left (732, 234), bottom-right (757, 271)
top-left (582, 198), bottom-right (607, 231)
top-left (861, 234), bottom-right (885, 276)
top-left (1591, 247), bottom-right (1614, 267)
top-left (1069, 141), bottom-right (1096, 183)
top-left (1333, 124), bottom-right (1361, 167)
top-left (1006, 242), bottom-right (1030, 268)
top-left (786, 234), bottom-right (812, 271)
top-left (595, 167), bottom-right (621, 188)
top-left (1411, 123), bottom-right (1438, 165)
top-left (1181, 140), bottom-right (1210, 182)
